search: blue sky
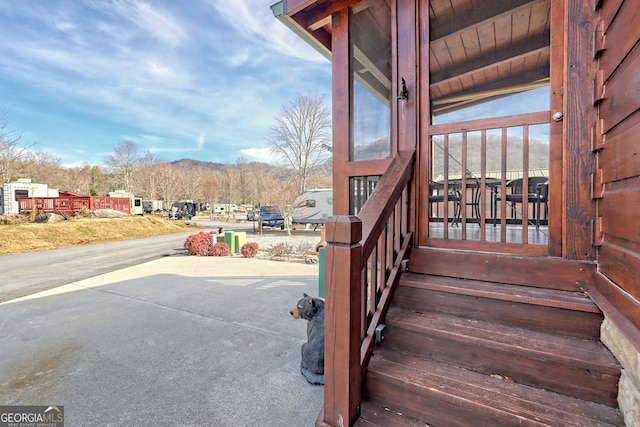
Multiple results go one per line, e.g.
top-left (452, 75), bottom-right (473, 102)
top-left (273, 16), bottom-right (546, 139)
top-left (0, 1), bottom-right (332, 167)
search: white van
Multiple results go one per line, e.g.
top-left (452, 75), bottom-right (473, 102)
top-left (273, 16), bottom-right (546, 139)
top-left (292, 189), bottom-right (333, 226)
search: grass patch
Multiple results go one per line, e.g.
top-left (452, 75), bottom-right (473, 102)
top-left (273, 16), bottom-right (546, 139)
top-left (0, 215), bottom-right (194, 255)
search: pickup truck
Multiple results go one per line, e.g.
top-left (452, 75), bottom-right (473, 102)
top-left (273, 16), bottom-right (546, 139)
top-left (259, 205), bottom-right (284, 228)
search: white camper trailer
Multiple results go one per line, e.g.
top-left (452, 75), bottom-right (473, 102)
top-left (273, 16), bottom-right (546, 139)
top-left (108, 190), bottom-right (143, 215)
top-left (292, 188), bottom-right (333, 227)
top-left (0, 179), bottom-right (60, 215)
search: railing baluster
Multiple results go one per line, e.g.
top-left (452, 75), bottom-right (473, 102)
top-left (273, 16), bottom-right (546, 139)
top-left (500, 127), bottom-right (508, 241)
top-left (461, 131), bottom-right (468, 239)
top-left (443, 135), bottom-right (450, 238)
top-left (522, 124), bottom-right (530, 244)
top-left (480, 129), bottom-right (487, 241)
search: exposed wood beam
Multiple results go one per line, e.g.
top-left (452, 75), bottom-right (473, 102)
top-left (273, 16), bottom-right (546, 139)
top-left (430, 34), bottom-right (550, 85)
top-left (352, 0), bottom-right (378, 14)
top-left (284, 0), bottom-right (317, 15)
top-left (431, 67), bottom-right (549, 113)
top-left (354, 45), bottom-right (392, 90)
top-left (432, 77), bottom-right (549, 113)
top-left (308, 15), bottom-right (331, 31)
top-left (272, 2), bottom-right (332, 60)
top-left (433, 87), bottom-right (544, 115)
top-left (299, 0), bottom-right (364, 31)
top-left (430, 0), bottom-right (548, 43)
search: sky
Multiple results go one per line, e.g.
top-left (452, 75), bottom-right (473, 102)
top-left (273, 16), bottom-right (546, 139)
top-left (0, 0), bottom-right (332, 167)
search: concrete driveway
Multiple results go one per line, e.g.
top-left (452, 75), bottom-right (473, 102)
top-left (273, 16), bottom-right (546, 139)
top-left (0, 256), bottom-right (323, 426)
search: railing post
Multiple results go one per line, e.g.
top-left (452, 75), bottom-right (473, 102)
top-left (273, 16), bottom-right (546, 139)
top-left (322, 215), bottom-right (363, 427)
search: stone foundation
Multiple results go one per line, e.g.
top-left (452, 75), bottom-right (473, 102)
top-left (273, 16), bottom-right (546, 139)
top-left (601, 318), bottom-right (640, 426)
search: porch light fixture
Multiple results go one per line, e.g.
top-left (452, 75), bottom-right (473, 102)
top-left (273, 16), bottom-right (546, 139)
top-left (398, 77), bottom-right (409, 101)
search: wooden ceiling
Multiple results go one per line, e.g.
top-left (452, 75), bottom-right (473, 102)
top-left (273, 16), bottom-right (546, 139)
top-left (281, 0), bottom-right (551, 114)
top-left (429, 0), bottom-right (550, 114)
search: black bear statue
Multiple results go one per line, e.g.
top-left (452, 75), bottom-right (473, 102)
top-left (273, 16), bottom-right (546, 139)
top-left (290, 293), bottom-right (324, 385)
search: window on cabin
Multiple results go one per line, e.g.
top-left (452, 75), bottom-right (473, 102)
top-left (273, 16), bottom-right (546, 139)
top-left (349, 0), bottom-right (391, 161)
top-left (14, 189), bottom-right (28, 201)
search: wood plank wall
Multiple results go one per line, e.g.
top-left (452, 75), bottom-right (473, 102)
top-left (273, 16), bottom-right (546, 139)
top-left (564, 0), bottom-right (599, 260)
top-left (596, 0), bottom-right (640, 313)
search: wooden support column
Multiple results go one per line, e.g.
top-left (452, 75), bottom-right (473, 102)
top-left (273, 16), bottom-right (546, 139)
top-left (322, 215), bottom-right (363, 427)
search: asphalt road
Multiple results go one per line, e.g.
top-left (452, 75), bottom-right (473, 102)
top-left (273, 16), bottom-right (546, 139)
top-left (0, 216), bottom-right (259, 303)
top-left (0, 217), bottom-right (324, 426)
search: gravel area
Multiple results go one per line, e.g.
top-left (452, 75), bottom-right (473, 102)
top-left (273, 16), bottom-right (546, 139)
top-left (243, 231), bottom-right (324, 264)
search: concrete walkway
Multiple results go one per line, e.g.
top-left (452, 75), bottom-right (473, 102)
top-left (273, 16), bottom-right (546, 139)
top-left (0, 256), bottom-right (324, 426)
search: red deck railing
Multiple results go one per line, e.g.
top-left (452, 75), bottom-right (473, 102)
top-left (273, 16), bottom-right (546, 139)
top-left (18, 196), bottom-right (132, 216)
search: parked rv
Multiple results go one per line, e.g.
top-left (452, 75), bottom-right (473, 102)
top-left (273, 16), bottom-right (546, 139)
top-left (212, 203), bottom-right (238, 215)
top-left (292, 188), bottom-right (333, 227)
top-left (108, 190), bottom-right (143, 215)
top-left (0, 179), bottom-right (60, 215)
top-left (143, 200), bottom-right (166, 214)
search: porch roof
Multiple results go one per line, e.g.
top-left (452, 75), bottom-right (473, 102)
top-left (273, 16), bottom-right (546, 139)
top-left (272, 0), bottom-right (551, 115)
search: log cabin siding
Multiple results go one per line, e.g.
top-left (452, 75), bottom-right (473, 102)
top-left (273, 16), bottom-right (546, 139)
top-left (597, 0), bottom-right (640, 313)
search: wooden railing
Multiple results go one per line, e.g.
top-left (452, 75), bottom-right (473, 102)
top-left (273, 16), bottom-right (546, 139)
top-left (425, 111), bottom-right (550, 252)
top-left (18, 196), bottom-right (133, 216)
top-left (320, 150), bottom-right (415, 427)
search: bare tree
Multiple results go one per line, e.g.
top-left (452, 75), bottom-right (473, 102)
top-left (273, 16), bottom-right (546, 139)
top-left (21, 151), bottom-right (66, 188)
top-left (156, 162), bottom-right (181, 209)
top-left (267, 177), bottom-right (301, 235)
top-left (66, 164), bottom-right (106, 195)
top-left (201, 171), bottom-right (220, 215)
top-left (268, 92), bottom-right (331, 194)
top-left (218, 165), bottom-right (241, 217)
top-left (0, 114), bottom-right (35, 183)
top-left (175, 164), bottom-right (206, 205)
top-left (136, 151), bottom-right (163, 200)
top-left (235, 157), bottom-right (251, 204)
top-left (104, 141), bottom-right (140, 192)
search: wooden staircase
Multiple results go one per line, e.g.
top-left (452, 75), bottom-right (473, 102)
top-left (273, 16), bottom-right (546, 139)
top-left (356, 249), bottom-right (624, 426)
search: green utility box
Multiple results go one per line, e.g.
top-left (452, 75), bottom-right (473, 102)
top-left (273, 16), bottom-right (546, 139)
top-left (224, 230), bottom-right (236, 253)
top-left (318, 246), bottom-right (326, 298)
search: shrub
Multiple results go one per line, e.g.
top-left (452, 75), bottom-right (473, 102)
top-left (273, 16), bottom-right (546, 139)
top-left (296, 241), bottom-right (314, 254)
top-left (210, 242), bottom-right (231, 256)
top-left (184, 231), bottom-right (217, 256)
top-left (241, 242), bottom-right (259, 258)
top-left (269, 242), bottom-right (293, 257)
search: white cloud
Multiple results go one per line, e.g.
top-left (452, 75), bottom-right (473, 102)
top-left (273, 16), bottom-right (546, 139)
top-left (240, 147), bottom-right (274, 163)
top-left (107, 0), bottom-right (188, 47)
top-left (209, 0), bottom-right (327, 63)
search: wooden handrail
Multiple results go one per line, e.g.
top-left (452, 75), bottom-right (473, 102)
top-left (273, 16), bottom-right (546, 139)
top-left (321, 150), bottom-right (415, 427)
top-left (358, 150), bottom-right (415, 260)
top-left (428, 110), bottom-right (549, 135)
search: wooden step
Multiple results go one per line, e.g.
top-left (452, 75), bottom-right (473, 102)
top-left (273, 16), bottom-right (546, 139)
top-left (355, 401), bottom-right (426, 427)
top-left (364, 348), bottom-right (624, 427)
top-left (408, 247), bottom-right (595, 291)
top-left (397, 272), bottom-right (603, 339)
top-left (382, 307), bottom-right (620, 406)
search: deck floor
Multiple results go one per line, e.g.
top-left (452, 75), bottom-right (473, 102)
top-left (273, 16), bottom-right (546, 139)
top-left (428, 222), bottom-right (549, 245)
